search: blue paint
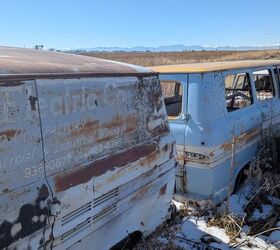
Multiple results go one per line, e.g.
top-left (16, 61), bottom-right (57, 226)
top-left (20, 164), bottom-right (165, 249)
top-left (159, 65), bottom-right (280, 202)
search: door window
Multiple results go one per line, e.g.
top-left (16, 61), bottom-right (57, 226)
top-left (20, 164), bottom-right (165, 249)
top-left (225, 73), bottom-right (253, 112)
top-left (160, 80), bottom-right (183, 117)
top-left (253, 69), bottom-right (275, 101)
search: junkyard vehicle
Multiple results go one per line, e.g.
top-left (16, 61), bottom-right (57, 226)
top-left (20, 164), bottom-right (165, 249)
top-left (0, 47), bottom-right (176, 249)
top-left (152, 60), bottom-right (280, 202)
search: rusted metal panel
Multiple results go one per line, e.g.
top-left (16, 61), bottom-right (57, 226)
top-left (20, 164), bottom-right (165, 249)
top-left (64, 163), bottom-right (175, 250)
top-left (33, 75), bottom-right (175, 249)
top-left (0, 42), bottom-right (179, 250)
top-left (0, 81), bottom-right (52, 249)
top-left (0, 73), bottom-right (176, 250)
top-left (54, 143), bottom-right (157, 192)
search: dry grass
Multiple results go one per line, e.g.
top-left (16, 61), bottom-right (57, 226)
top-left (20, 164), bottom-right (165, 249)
top-left (209, 136), bottom-right (280, 243)
top-left (207, 214), bottom-right (245, 241)
top-left (131, 137), bottom-right (280, 249)
top-left (81, 50), bottom-right (280, 67)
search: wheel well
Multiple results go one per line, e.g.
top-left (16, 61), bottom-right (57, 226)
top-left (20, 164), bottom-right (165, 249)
top-left (110, 231), bottom-right (143, 250)
top-left (233, 162), bottom-right (250, 193)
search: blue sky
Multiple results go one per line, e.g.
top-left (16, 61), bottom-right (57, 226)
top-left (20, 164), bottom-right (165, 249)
top-left (1, 0), bottom-right (280, 49)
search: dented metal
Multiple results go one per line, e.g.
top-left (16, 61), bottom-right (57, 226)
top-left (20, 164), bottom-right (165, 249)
top-left (0, 48), bottom-right (176, 249)
top-left (154, 61), bottom-right (280, 202)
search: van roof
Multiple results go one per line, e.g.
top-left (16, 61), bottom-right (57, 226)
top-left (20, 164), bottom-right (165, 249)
top-left (0, 46), bottom-right (152, 77)
top-left (151, 60), bottom-right (280, 73)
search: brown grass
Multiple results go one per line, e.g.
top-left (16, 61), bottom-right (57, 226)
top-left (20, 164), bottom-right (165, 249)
top-left (81, 50), bottom-right (280, 67)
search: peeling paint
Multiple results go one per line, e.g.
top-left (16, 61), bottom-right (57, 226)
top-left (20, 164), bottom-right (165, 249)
top-left (0, 64), bottom-right (175, 249)
top-left (159, 184), bottom-right (167, 197)
top-left (0, 184), bottom-right (51, 249)
top-left (54, 143), bottom-right (157, 192)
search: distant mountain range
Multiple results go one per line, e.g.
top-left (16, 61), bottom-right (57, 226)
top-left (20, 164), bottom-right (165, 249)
top-left (69, 44), bottom-right (280, 52)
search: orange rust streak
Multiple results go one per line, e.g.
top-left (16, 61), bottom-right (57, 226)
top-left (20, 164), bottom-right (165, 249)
top-left (68, 120), bottom-right (100, 138)
top-left (220, 142), bottom-right (232, 152)
top-left (105, 143), bottom-right (172, 185)
top-left (103, 115), bottom-right (123, 128)
top-left (175, 151), bottom-right (186, 163)
top-left (159, 183), bottom-right (167, 197)
top-left (237, 127), bottom-right (260, 144)
top-left (54, 143), bottom-right (157, 192)
top-left (0, 129), bottom-right (20, 139)
top-left (124, 114), bottom-right (138, 133)
top-left (66, 114), bottom-right (137, 141)
top-left (129, 184), bottom-right (151, 203)
top-left (220, 127), bottom-right (260, 152)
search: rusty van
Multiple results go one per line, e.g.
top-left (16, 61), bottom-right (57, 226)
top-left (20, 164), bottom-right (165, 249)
top-left (0, 47), bottom-right (176, 250)
top-left (152, 60), bottom-right (280, 202)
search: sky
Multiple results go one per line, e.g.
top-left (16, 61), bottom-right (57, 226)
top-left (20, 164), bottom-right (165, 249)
top-left (1, 0), bottom-right (280, 49)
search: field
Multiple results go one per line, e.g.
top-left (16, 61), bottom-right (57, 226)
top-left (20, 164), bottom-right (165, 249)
top-left (81, 50), bottom-right (280, 67)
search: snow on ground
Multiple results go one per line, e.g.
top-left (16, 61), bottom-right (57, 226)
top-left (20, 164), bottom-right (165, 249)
top-left (135, 140), bottom-right (280, 249)
top-left (136, 181), bottom-right (280, 250)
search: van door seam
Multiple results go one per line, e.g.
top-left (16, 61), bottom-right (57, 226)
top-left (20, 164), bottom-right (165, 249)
top-left (34, 79), bottom-right (55, 249)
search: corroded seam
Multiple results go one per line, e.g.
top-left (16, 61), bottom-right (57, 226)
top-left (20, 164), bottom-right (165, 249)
top-left (54, 143), bottom-right (157, 193)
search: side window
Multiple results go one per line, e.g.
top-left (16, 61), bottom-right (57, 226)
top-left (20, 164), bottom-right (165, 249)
top-left (253, 69), bottom-right (275, 101)
top-left (225, 73), bottom-right (253, 112)
top-left (273, 67), bottom-right (279, 84)
top-left (160, 80), bottom-right (182, 117)
top-left (278, 67), bottom-right (280, 84)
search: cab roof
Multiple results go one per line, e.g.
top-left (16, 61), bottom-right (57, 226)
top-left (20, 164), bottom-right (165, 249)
top-left (151, 60), bottom-right (280, 74)
top-left (0, 46), bottom-right (152, 77)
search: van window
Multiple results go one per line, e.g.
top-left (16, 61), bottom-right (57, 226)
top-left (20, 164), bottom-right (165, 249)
top-left (274, 67), bottom-right (280, 84)
top-left (225, 73), bottom-right (253, 112)
top-left (253, 69), bottom-right (275, 101)
top-left (160, 80), bottom-right (182, 117)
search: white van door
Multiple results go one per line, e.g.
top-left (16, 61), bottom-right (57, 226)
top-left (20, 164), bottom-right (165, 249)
top-left (35, 76), bottom-right (175, 249)
top-left (0, 80), bottom-right (53, 249)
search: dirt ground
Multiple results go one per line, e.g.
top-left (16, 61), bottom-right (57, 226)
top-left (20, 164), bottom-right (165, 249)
top-left (81, 50), bottom-right (280, 67)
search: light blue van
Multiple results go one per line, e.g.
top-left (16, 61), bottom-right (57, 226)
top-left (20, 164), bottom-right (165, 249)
top-left (152, 60), bottom-right (280, 202)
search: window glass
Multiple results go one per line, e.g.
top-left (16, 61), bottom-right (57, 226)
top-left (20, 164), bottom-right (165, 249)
top-left (235, 75), bottom-right (246, 89)
top-left (253, 69), bottom-right (274, 101)
top-left (160, 80), bottom-right (182, 117)
top-left (225, 73), bottom-right (253, 112)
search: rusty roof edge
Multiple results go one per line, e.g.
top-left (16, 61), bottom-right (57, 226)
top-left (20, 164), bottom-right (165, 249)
top-left (150, 60), bottom-right (280, 73)
top-left (0, 71), bottom-right (158, 82)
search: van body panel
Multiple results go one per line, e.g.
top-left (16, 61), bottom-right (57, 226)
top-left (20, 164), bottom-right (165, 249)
top-left (0, 80), bottom-right (53, 249)
top-left (155, 61), bottom-right (280, 202)
top-left (35, 76), bottom-right (175, 248)
top-left (0, 48), bottom-right (176, 250)
top-left (67, 167), bottom-right (175, 250)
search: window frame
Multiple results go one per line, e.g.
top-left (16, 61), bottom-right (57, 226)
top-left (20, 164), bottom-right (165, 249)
top-left (251, 67), bottom-right (277, 103)
top-left (224, 71), bottom-right (254, 113)
top-left (158, 74), bottom-right (187, 121)
top-left (275, 66), bottom-right (280, 97)
top-left (234, 74), bottom-right (247, 89)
